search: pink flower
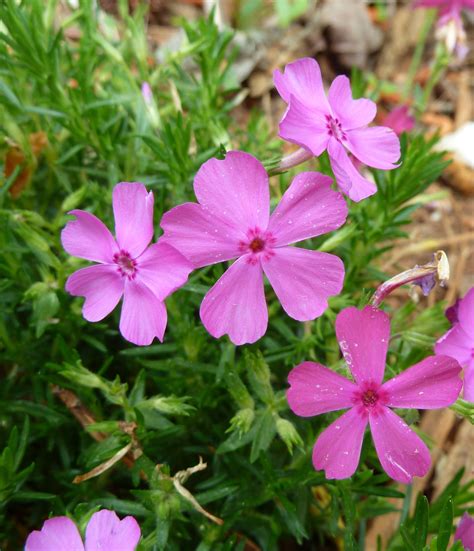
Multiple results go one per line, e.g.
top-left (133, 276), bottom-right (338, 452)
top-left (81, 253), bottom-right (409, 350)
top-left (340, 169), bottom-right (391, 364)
top-left (415, 0), bottom-right (473, 18)
top-left (25, 509), bottom-right (141, 551)
top-left (141, 82), bottom-right (153, 104)
top-left (435, 287), bottom-right (474, 401)
top-left (287, 306), bottom-right (462, 482)
top-left (416, 0), bottom-right (473, 58)
top-left (161, 151), bottom-right (347, 345)
top-left (382, 105), bottom-right (415, 136)
top-left (61, 182), bottom-right (193, 346)
top-left (455, 512), bottom-right (474, 551)
top-left (274, 58), bottom-right (400, 202)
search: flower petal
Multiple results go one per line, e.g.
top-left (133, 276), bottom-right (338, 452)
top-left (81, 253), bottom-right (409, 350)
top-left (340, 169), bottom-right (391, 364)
top-left (200, 255), bottom-right (267, 345)
top-left (369, 407), bottom-right (430, 483)
top-left (85, 510), bottom-right (141, 551)
top-left (194, 151), bottom-right (270, 234)
top-left (464, 363), bottom-right (474, 403)
top-left (25, 517), bottom-right (84, 551)
top-left (312, 407), bottom-right (368, 479)
top-left (278, 95), bottom-right (330, 156)
top-left (328, 139), bottom-right (377, 202)
top-left (435, 324), bottom-right (473, 368)
top-left (119, 280), bottom-right (167, 345)
top-left (113, 182), bottom-right (154, 258)
top-left (335, 306), bottom-right (390, 386)
top-left (136, 242), bottom-right (193, 300)
top-left (458, 287), bottom-right (474, 337)
top-left (267, 171), bottom-right (348, 247)
top-left (454, 512), bottom-right (474, 550)
top-left (65, 265), bottom-right (124, 322)
top-left (345, 126), bottom-right (401, 170)
top-left (262, 247), bottom-right (344, 321)
top-left (382, 105), bottom-right (415, 135)
top-left (382, 355), bottom-right (462, 409)
top-left (287, 361), bottom-right (358, 416)
top-left (61, 210), bottom-right (118, 263)
top-left (274, 57), bottom-right (330, 111)
top-left (328, 75), bottom-right (376, 129)
top-left (160, 203), bottom-right (243, 268)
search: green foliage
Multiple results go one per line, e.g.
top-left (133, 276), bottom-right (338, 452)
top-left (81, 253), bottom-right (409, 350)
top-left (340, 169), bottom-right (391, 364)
top-left (388, 469), bottom-right (473, 551)
top-left (0, 1), bottom-right (471, 550)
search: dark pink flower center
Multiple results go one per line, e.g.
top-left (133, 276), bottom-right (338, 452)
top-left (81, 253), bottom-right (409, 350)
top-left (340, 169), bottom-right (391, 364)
top-left (326, 115), bottom-right (346, 142)
top-left (114, 250), bottom-right (137, 279)
top-left (239, 228), bottom-right (276, 264)
top-left (362, 389), bottom-right (378, 407)
top-left (249, 237), bottom-right (265, 253)
top-left (353, 383), bottom-right (388, 414)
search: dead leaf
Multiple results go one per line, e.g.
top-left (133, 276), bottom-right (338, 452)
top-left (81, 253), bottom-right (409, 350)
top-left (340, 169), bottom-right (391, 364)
top-left (4, 131), bottom-right (48, 199)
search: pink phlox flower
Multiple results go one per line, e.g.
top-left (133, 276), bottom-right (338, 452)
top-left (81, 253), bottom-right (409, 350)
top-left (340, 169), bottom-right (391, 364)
top-left (382, 105), bottom-right (416, 136)
top-left (287, 306), bottom-right (462, 482)
top-left (141, 82), bottom-right (153, 104)
top-left (160, 150), bottom-right (348, 345)
top-left (415, 0), bottom-right (473, 58)
top-left (455, 512), bottom-right (474, 551)
top-left (25, 509), bottom-right (141, 551)
top-left (415, 0), bottom-right (474, 18)
top-left (435, 287), bottom-right (474, 401)
top-left (274, 58), bottom-right (401, 202)
top-left (61, 182), bottom-right (193, 346)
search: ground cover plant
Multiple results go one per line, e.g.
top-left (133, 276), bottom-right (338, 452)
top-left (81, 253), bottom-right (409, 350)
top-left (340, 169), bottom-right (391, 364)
top-left (0, 1), bottom-right (473, 549)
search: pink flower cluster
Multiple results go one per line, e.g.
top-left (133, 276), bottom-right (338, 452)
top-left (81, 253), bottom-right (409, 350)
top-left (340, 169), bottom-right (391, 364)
top-left (63, 58), bottom-right (402, 346)
top-left (416, 0), bottom-right (474, 59)
top-left (25, 509), bottom-right (140, 551)
top-left (60, 56), bottom-right (467, 487)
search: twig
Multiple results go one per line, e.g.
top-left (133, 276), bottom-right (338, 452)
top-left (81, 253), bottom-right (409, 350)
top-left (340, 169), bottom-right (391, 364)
top-left (156, 457), bottom-right (224, 526)
top-left (73, 443), bottom-right (132, 484)
top-left (52, 385), bottom-right (138, 471)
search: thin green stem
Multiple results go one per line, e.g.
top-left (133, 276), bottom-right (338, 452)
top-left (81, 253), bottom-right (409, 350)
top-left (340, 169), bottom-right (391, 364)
top-left (417, 43), bottom-right (451, 114)
top-left (403, 10), bottom-right (437, 101)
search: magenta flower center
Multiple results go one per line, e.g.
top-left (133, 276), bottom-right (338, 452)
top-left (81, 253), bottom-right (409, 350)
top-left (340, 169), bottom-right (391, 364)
top-left (239, 228), bottom-right (276, 264)
top-left (114, 250), bottom-right (137, 279)
top-left (353, 383), bottom-right (388, 414)
top-left (249, 237), bottom-right (265, 253)
top-left (362, 389), bottom-right (378, 407)
top-left (326, 115), bottom-right (346, 142)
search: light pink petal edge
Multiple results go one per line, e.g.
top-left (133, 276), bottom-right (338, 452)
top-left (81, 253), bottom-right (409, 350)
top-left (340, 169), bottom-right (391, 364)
top-left (25, 517), bottom-right (84, 551)
top-left (268, 171), bottom-right (348, 247)
top-left (382, 355), bottom-right (462, 409)
top-left (65, 264), bottom-right (124, 322)
top-left (262, 247), bottom-right (345, 321)
top-left (335, 306), bottom-right (390, 386)
top-left (312, 407), bottom-right (368, 479)
top-left (200, 255), bottom-right (268, 345)
top-left (119, 279), bottom-right (168, 345)
top-left (61, 210), bottom-right (118, 264)
top-left (113, 182), bottom-right (154, 258)
top-left (85, 510), bottom-right (141, 551)
top-left (287, 361), bottom-right (357, 417)
top-left (370, 407), bottom-right (431, 484)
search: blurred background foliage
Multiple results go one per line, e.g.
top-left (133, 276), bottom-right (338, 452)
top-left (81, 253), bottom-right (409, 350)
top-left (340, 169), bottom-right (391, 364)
top-left (0, 1), bottom-right (472, 549)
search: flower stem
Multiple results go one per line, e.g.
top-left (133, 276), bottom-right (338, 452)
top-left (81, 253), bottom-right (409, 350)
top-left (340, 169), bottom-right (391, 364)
top-left (403, 10), bottom-right (437, 102)
top-left (417, 42), bottom-right (451, 115)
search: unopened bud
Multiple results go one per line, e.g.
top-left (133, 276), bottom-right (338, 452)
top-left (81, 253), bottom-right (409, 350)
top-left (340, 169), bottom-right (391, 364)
top-left (276, 417), bottom-right (303, 454)
top-left (229, 408), bottom-right (254, 435)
